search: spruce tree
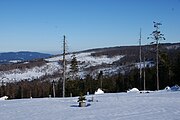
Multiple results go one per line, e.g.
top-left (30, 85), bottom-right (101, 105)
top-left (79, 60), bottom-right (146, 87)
top-left (70, 54), bottom-right (79, 80)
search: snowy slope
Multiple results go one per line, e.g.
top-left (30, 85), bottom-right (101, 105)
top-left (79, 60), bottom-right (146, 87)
top-left (0, 51), bottom-right (124, 82)
top-left (0, 62), bottom-right (61, 82)
top-left (0, 91), bottom-right (180, 120)
top-left (46, 51), bottom-right (124, 78)
top-left (46, 52), bottom-right (124, 67)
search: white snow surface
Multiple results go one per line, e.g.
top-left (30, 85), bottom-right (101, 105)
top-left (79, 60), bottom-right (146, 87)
top-left (94, 88), bottom-right (104, 95)
top-left (0, 91), bottom-right (180, 120)
top-left (127, 88), bottom-right (140, 93)
top-left (0, 96), bottom-right (8, 100)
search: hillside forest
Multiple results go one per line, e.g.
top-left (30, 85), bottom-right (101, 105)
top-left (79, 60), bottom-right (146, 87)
top-left (0, 43), bottom-right (180, 99)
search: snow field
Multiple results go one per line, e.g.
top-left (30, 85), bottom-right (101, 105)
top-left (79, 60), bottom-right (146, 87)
top-left (0, 91), bottom-right (180, 120)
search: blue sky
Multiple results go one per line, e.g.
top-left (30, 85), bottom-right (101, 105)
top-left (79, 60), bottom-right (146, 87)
top-left (0, 0), bottom-right (180, 54)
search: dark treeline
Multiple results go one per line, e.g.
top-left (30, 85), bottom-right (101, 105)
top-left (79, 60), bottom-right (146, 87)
top-left (0, 51), bottom-right (180, 99)
top-left (0, 59), bottom-right (46, 71)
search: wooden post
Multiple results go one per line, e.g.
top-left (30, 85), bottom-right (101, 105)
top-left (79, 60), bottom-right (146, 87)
top-left (62, 35), bottom-right (66, 97)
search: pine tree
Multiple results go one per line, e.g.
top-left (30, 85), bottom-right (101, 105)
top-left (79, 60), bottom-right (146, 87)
top-left (70, 54), bottom-right (79, 80)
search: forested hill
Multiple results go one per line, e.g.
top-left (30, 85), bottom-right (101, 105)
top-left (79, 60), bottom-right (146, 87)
top-left (80, 42), bottom-right (180, 64)
top-left (0, 51), bottom-right (52, 64)
top-left (0, 42), bottom-right (180, 98)
top-left (0, 42), bottom-right (180, 80)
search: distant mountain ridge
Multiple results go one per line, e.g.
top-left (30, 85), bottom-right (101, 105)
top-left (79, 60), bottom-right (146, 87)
top-left (0, 51), bottom-right (52, 64)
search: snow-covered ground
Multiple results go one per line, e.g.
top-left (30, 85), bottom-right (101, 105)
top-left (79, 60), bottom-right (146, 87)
top-left (0, 91), bottom-right (180, 120)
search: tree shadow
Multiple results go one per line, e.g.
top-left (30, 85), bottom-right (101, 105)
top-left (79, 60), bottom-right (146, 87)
top-left (70, 103), bottom-right (91, 107)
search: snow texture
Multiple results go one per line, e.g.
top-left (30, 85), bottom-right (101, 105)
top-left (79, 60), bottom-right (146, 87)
top-left (0, 96), bottom-right (8, 100)
top-left (127, 88), bottom-right (140, 93)
top-left (94, 88), bottom-right (104, 95)
top-left (0, 91), bottom-right (180, 120)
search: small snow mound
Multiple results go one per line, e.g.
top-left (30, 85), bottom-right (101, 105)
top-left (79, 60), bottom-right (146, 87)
top-left (164, 86), bottom-right (171, 91)
top-left (127, 88), bottom-right (140, 93)
top-left (171, 85), bottom-right (180, 91)
top-left (0, 96), bottom-right (8, 100)
top-left (95, 88), bottom-right (104, 95)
